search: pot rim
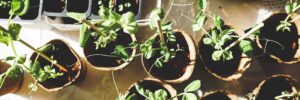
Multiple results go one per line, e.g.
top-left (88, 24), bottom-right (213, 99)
top-left (141, 29), bottom-right (196, 83)
top-left (84, 33), bottom-right (137, 71)
top-left (256, 12), bottom-right (300, 64)
top-left (124, 78), bottom-right (178, 100)
top-left (201, 90), bottom-right (238, 100)
top-left (30, 39), bottom-right (84, 92)
top-left (251, 74), bottom-right (298, 99)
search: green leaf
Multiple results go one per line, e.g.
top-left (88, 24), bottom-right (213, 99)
top-left (4, 56), bottom-right (16, 61)
top-left (224, 51), bottom-right (233, 60)
top-left (197, 0), bottom-right (207, 10)
top-left (193, 12), bottom-right (207, 32)
top-left (212, 50), bottom-right (223, 61)
top-left (38, 44), bottom-right (55, 52)
top-left (239, 40), bottom-right (254, 56)
top-left (184, 80), bottom-right (201, 92)
top-left (149, 8), bottom-right (164, 30)
top-left (154, 89), bottom-right (168, 100)
top-left (135, 84), bottom-right (148, 98)
top-left (67, 12), bottom-right (86, 22)
top-left (285, 2), bottom-right (293, 14)
top-left (11, 0), bottom-right (30, 16)
top-left (203, 37), bottom-right (213, 45)
top-left (0, 34), bottom-right (11, 46)
top-left (29, 61), bottom-right (41, 75)
top-left (8, 23), bottom-right (21, 40)
top-left (7, 64), bottom-right (23, 78)
top-left (112, 45), bottom-right (129, 61)
top-left (126, 93), bottom-right (137, 100)
top-left (79, 24), bottom-right (91, 47)
top-left (213, 16), bottom-right (224, 30)
top-left (17, 55), bottom-right (26, 64)
top-left (182, 93), bottom-right (198, 100)
top-left (28, 83), bottom-right (38, 92)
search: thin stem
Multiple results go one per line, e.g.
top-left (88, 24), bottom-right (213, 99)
top-left (18, 39), bottom-right (68, 72)
top-left (156, 21), bottom-right (166, 45)
top-left (111, 71), bottom-right (120, 97)
top-left (81, 19), bottom-right (106, 36)
top-left (223, 23), bottom-right (264, 52)
top-left (169, 93), bottom-right (185, 100)
top-left (86, 53), bottom-right (118, 58)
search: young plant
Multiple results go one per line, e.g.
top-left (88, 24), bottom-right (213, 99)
top-left (275, 91), bottom-right (300, 100)
top-left (193, 0), bottom-right (264, 61)
top-left (140, 8), bottom-right (180, 68)
top-left (116, 80), bottom-right (201, 100)
top-left (0, 0), bottom-right (66, 92)
top-left (67, 0), bottom-right (138, 62)
top-left (277, 0), bottom-right (300, 32)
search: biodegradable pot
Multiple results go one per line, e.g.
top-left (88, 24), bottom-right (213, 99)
top-left (199, 26), bottom-right (251, 81)
top-left (256, 13), bottom-right (300, 64)
top-left (30, 39), bottom-right (86, 92)
top-left (200, 90), bottom-right (237, 100)
top-left (83, 30), bottom-right (137, 71)
top-left (141, 29), bottom-right (196, 83)
top-left (251, 74), bottom-right (298, 100)
top-left (0, 61), bottom-right (23, 95)
top-left (124, 78), bottom-right (177, 100)
top-left (43, 0), bottom-right (66, 13)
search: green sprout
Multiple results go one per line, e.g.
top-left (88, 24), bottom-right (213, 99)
top-left (277, 0), bottom-right (300, 32)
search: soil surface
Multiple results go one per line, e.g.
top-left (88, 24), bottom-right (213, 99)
top-left (259, 13), bottom-right (299, 61)
top-left (30, 41), bottom-right (79, 89)
top-left (84, 30), bottom-right (133, 67)
top-left (143, 32), bottom-right (190, 80)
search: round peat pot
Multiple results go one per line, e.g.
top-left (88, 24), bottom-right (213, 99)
top-left (199, 27), bottom-right (251, 81)
top-left (201, 90), bottom-right (237, 100)
top-left (251, 75), bottom-right (298, 100)
top-left (142, 29), bottom-right (196, 83)
top-left (83, 30), bottom-right (137, 71)
top-left (0, 61), bottom-right (23, 95)
top-left (256, 13), bottom-right (300, 64)
top-left (30, 39), bottom-right (86, 92)
top-left (43, 0), bottom-right (66, 13)
top-left (124, 78), bottom-right (177, 100)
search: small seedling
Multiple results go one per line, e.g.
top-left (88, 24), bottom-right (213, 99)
top-left (140, 8), bottom-right (181, 68)
top-left (67, 0), bottom-right (138, 62)
top-left (116, 80), bottom-right (201, 100)
top-left (277, 0), bottom-right (300, 32)
top-left (275, 91), bottom-right (300, 100)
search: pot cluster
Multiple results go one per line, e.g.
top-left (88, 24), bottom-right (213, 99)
top-left (0, 0), bottom-right (300, 100)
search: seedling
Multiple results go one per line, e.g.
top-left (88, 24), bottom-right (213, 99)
top-left (194, 0), bottom-right (264, 61)
top-left (140, 8), bottom-right (180, 68)
top-left (116, 80), bottom-right (201, 100)
top-left (277, 0), bottom-right (300, 32)
top-left (275, 91), bottom-right (300, 100)
top-left (67, 0), bottom-right (138, 62)
top-left (0, 0), bottom-right (66, 92)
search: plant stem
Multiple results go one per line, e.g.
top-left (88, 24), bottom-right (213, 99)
top-left (156, 21), bottom-right (167, 45)
top-left (18, 39), bottom-right (68, 72)
top-left (223, 23), bottom-right (264, 52)
top-left (111, 71), bottom-right (120, 97)
top-left (81, 19), bottom-right (106, 36)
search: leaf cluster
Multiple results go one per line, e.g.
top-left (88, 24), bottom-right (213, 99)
top-left (277, 0), bottom-right (300, 32)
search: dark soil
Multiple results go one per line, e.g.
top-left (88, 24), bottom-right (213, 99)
top-left (199, 31), bottom-right (241, 78)
top-left (201, 91), bottom-right (231, 100)
top-left (256, 76), bottom-right (295, 100)
top-left (19, 0), bottom-right (40, 20)
top-left (127, 80), bottom-right (171, 99)
top-left (84, 30), bottom-right (133, 67)
top-left (30, 40), bottom-right (79, 89)
top-left (66, 0), bottom-right (89, 13)
top-left (115, 0), bottom-right (139, 15)
top-left (91, 0), bottom-right (109, 15)
top-left (0, 4), bottom-right (15, 19)
top-left (44, 0), bottom-right (65, 12)
top-left (259, 13), bottom-right (299, 61)
top-left (143, 32), bottom-right (190, 80)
